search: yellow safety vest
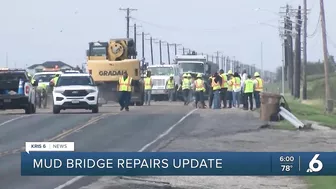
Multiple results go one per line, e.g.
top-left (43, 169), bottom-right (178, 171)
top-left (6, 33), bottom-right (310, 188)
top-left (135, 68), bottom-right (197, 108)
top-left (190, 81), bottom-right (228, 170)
top-left (220, 74), bottom-right (228, 88)
top-left (233, 77), bottom-right (241, 90)
top-left (182, 78), bottom-right (191, 90)
top-left (194, 79), bottom-right (205, 92)
top-left (255, 77), bottom-right (263, 92)
top-left (118, 76), bottom-right (132, 92)
top-left (166, 79), bottom-right (174, 89)
top-left (38, 83), bottom-right (47, 90)
top-left (211, 78), bottom-right (221, 90)
top-left (244, 79), bottom-right (254, 93)
top-left (144, 77), bottom-right (152, 90)
top-left (51, 76), bottom-right (59, 84)
top-left (227, 78), bottom-right (234, 91)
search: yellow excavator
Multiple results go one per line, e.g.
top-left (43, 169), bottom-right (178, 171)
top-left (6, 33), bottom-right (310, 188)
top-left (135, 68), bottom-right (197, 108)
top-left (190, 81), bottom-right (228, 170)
top-left (86, 39), bottom-right (144, 106)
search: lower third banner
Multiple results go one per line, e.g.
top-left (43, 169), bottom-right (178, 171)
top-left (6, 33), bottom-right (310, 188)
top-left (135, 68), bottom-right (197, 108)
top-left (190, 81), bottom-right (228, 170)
top-left (21, 152), bottom-right (336, 176)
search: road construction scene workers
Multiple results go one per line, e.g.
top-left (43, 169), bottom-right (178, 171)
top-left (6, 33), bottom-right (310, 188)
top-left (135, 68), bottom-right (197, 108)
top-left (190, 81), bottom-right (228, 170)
top-left (49, 73), bottom-right (60, 87)
top-left (193, 73), bottom-right (206, 108)
top-left (180, 73), bottom-right (192, 105)
top-left (254, 72), bottom-right (263, 108)
top-left (165, 74), bottom-right (175, 102)
top-left (118, 71), bottom-right (135, 111)
top-left (242, 75), bottom-right (254, 110)
top-left (144, 71), bottom-right (153, 106)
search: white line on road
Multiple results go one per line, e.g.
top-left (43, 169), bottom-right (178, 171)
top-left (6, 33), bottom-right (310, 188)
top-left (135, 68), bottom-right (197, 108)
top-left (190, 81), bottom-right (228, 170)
top-left (0, 115), bottom-right (32, 128)
top-left (54, 108), bottom-right (198, 189)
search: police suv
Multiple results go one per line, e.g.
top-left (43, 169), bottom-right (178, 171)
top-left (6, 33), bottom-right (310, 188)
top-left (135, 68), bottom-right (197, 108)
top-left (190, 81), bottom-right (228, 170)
top-left (52, 73), bottom-right (99, 114)
top-left (0, 68), bottom-right (37, 114)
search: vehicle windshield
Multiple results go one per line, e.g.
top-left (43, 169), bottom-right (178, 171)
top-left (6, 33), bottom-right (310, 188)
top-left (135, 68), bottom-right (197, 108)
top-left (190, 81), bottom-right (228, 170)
top-left (33, 74), bottom-right (56, 82)
top-left (179, 63), bottom-right (204, 73)
top-left (149, 67), bottom-right (174, 76)
top-left (90, 46), bottom-right (107, 56)
top-left (0, 73), bottom-right (27, 81)
top-left (56, 76), bottom-right (94, 86)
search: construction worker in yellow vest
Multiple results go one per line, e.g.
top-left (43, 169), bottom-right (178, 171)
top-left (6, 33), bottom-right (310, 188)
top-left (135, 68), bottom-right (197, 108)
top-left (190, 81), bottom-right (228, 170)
top-left (181, 73), bottom-right (191, 105)
top-left (219, 69), bottom-right (228, 108)
top-left (165, 74), bottom-right (175, 101)
top-left (253, 72), bottom-right (263, 108)
top-left (187, 73), bottom-right (193, 103)
top-left (232, 72), bottom-right (242, 108)
top-left (208, 74), bottom-right (214, 108)
top-left (49, 74), bottom-right (60, 88)
top-left (242, 75), bottom-right (254, 111)
top-left (226, 70), bottom-right (234, 108)
top-left (211, 72), bottom-right (222, 109)
top-left (118, 71), bottom-right (134, 111)
top-left (193, 73), bottom-right (206, 108)
top-left (144, 71), bottom-right (153, 106)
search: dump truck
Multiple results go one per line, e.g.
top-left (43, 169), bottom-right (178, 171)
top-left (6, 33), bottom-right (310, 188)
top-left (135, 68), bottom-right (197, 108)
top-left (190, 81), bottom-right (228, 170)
top-left (174, 52), bottom-right (219, 99)
top-left (86, 39), bottom-right (144, 106)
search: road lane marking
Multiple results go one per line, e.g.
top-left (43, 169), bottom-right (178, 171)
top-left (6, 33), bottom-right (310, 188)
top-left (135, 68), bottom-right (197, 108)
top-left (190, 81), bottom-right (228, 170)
top-left (54, 108), bottom-right (198, 189)
top-left (0, 113), bottom-right (119, 158)
top-left (0, 115), bottom-right (32, 128)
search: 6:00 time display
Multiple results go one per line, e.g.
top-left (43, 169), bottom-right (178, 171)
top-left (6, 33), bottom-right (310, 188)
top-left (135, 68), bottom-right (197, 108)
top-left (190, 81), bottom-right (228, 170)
top-left (279, 156), bottom-right (295, 162)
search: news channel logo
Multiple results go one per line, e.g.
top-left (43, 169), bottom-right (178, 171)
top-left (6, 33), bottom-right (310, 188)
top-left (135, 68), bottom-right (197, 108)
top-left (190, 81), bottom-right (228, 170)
top-left (306, 154), bottom-right (323, 173)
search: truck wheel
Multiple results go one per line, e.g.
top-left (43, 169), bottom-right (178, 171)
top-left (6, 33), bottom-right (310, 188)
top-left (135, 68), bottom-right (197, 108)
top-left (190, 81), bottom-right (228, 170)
top-left (25, 103), bottom-right (33, 114)
top-left (92, 105), bottom-right (99, 113)
top-left (53, 106), bottom-right (60, 114)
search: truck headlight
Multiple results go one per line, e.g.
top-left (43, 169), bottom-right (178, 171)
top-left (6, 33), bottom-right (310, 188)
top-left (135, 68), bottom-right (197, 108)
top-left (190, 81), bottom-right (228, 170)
top-left (53, 89), bottom-right (64, 93)
top-left (86, 89), bottom-right (96, 93)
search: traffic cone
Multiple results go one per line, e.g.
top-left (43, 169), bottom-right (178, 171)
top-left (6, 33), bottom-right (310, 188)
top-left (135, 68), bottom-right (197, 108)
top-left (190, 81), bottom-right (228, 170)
top-left (18, 78), bottom-right (24, 94)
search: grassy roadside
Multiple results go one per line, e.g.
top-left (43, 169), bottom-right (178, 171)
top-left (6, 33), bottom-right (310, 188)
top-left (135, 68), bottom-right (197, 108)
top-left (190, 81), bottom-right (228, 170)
top-left (264, 79), bottom-right (336, 189)
top-left (305, 176), bottom-right (336, 189)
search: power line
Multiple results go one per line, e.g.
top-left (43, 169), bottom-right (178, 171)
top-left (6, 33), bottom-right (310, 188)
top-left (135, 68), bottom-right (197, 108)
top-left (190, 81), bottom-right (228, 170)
top-left (131, 17), bottom-right (278, 33)
top-left (307, 14), bottom-right (320, 38)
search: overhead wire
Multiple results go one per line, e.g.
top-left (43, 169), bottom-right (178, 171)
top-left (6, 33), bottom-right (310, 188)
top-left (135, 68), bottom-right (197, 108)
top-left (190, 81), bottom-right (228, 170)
top-left (307, 14), bottom-right (320, 38)
top-left (131, 17), bottom-right (279, 33)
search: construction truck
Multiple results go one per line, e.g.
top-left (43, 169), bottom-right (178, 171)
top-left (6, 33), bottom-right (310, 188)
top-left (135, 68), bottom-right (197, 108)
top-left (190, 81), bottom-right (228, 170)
top-left (86, 39), bottom-right (144, 106)
top-left (174, 52), bottom-right (219, 99)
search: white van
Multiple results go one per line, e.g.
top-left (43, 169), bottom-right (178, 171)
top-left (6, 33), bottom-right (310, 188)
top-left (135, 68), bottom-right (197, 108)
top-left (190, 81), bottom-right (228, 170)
top-left (147, 64), bottom-right (182, 101)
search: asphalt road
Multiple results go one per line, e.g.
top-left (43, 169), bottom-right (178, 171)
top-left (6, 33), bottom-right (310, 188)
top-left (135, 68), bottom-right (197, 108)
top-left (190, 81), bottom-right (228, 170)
top-left (0, 102), bottom-right (195, 189)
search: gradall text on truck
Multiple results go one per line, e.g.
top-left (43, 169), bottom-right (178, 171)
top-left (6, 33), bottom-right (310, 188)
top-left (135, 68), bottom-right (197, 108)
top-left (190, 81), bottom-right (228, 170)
top-left (86, 39), bottom-right (144, 105)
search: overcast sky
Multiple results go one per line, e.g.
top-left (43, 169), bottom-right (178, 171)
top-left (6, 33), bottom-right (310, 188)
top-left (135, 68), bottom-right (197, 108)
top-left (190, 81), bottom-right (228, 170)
top-left (1, 0), bottom-right (335, 72)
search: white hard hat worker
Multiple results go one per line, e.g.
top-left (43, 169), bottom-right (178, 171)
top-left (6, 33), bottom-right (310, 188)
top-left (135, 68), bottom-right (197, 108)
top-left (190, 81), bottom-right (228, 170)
top-left (197, 73), bottom-right (202, 78)
top-left (254, 72), bottom-right (260, 77)
top-left (183, 73), bottom-right (188, 78)
top-left (170, 74), bottom-right (174, 78)
top-left (227, 70), bottom-right (233, 75)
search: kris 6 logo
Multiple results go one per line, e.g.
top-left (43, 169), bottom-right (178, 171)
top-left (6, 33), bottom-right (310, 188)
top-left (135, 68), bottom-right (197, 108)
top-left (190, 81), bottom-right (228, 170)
top-left (306, 154), bottom-right (323, 173)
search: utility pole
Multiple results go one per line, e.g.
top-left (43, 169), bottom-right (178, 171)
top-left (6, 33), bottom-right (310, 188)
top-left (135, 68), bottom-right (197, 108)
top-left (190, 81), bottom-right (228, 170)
top-left (283, 5), bottom-right (293, 95)
top-left (302, 0), bottom-right (308, 99)
top-left (221, 55), bottom-right (225, 70)
top-left (148, 37), bottom-right (155, 65)
top-left (119, 8), bottom-right (137, 38)
top-left (170, 43), bottom-right (181, 55)
top-left (294, 6), bottom-right (302, 98)
top-left (226, 57), bottom-right (230, 71)
top-left (134, 23), bottom-right (137, 58)
top-left (130, 24), bottom-right (141, 58)
top-left (166, 42), bottom-right (171, 64)
top-left (319, 0), bottom-right (333, 112)
top-left (159, 40), bottom-right (162, 64)
top-left (216, 51), bottom-right (220, 65)
top-left (139, 32), bottom-right (149, 64)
